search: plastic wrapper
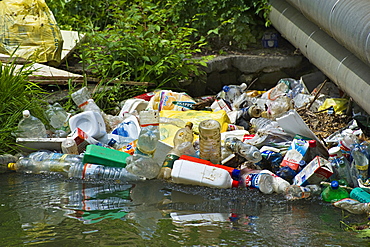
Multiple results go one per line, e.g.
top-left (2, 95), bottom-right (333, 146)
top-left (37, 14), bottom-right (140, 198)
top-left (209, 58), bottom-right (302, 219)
top-left (0, 0), bottom-right (63, 65)
top-left (147, 90), bottom-right (196, 111)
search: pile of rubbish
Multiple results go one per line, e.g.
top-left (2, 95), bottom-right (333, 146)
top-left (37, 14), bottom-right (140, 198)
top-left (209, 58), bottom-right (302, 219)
top-left (2, 77), bottom-right (370, 220)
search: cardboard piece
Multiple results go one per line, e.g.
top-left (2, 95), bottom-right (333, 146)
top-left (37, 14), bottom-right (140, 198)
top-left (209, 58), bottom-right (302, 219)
top-left (293, 156), bottom-right (333, 186)
top-left (276, 109), bottom-right (328, 157)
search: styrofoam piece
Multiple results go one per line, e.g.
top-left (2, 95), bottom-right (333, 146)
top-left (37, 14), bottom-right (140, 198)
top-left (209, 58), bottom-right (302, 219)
top-left (119, 99), bottom-right (148, 117)
top-left (276, 109), bottom-right (328, 156)
top-left (16, 138), bottom-right (66, 153)
top-left (69, 111), bottom-right (107, 139)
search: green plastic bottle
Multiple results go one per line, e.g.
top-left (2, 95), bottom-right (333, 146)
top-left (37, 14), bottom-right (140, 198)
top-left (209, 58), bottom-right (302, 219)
top-left (321, 180), bottom-right (350, 203)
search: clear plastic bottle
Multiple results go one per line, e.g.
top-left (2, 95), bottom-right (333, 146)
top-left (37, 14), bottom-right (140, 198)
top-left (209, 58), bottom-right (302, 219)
top-left (237, 105), bottom-right (262, 121)
top-left (329, 147), bottom-right (355, 187)
top-left (224, 137), bottom-right (262, 163)
top-left (159, 117), bottom-right (186, 128)
top-left (27, 150), bottom-right (83, 163)
top-left (238, 168), bottom-right (274, 194)
top-left (17, 110), bottom-right (47, 138)
top-left (284, 184), bottom-right (321, 200)
top-left (304, 140), bottom-right (318, 163)
top-left (71, 87), bottom-right (91, 108)
top-left (199, 119), bottom-right (221, 164)
top-left (158, 122), bottom-right (194, 179)
top-left (135, 110), bottom-right (160, 155)
top-left (125, 154), bottom-right (161, 179)
top-left (0, 154), bottom-right (18, 164)
top-left (350, 143), bottom-right (369, 182)
top-left (321, 180), bottom-right (350, 203)
top-left (249, 117), bottom-right (279, 132)
top-left (7, 159), bottom-right (141, 182)
top-left (45, 103), bottom-right (70, 130)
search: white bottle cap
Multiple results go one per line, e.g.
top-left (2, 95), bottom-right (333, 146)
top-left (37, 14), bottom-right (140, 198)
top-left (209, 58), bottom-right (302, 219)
top-left (22, 110), bottom-right (30, 118)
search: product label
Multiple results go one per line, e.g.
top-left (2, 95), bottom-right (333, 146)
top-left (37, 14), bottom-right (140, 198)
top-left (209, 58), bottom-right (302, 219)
top-left (244, 173), bottom-right (263, 190)
top-left (162, 154), bottom-right (180, 168)
top-left (81, 163), bottom-right (101, 180)
top-left (356, 164), bottom-right (369, 171)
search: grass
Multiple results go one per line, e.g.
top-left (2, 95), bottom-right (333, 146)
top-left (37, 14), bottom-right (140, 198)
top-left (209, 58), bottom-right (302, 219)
top-left (0, 59), bottom-right (49, 154)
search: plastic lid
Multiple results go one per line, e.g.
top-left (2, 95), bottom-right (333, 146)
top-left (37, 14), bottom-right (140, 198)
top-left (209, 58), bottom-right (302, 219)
top-left (308, 140), bottom-right (317, 148)
top-left (185, 122), bottom-right (193, 129)
top-left (7, 163), bottom-right (16, 171)
top-left (331, 180), bottom-right (339, 189)
top-left (22, 110), bottom-right (30, 118)
top-left (231, 169), bottom-right (241, 180)
top-left (223, 85), bottom-right (230, 92)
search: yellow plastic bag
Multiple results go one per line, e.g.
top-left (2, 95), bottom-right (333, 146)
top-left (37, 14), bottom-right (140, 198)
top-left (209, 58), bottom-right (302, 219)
top-left (0, 0), bottom-right (63, 65)
top-left (159, 110), bottom-right (230, 146)
top-left (148, 90), bottom-right (196, 111)
top-left (318, 98), bottom-right (348, 114)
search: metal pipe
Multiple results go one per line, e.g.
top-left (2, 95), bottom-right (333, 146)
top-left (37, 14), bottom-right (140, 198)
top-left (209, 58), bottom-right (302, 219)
top-left (269, 0), bottom-right (370, 115)
top-left (283, 0), bottom-right (370, 68)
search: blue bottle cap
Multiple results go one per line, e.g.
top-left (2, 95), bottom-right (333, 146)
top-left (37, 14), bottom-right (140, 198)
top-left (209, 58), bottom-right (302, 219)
top-left (231, 169), bottom-right (241, 180)
top-left (223, 85), bottom-right (230, 92)
top-left (331, 180), bottom-right (339, 189)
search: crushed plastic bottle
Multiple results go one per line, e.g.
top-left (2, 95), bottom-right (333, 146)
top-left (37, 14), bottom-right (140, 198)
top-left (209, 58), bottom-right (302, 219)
top-left (224, 137), bottom-right (262, 163)
top-left (45, 103), bottom-right (70, 130)
top-left (284, 184), bottom-right (321, 200)
top-left (238, 168), bottom-right (274, 194)
top-left (61, 138), bottom-right (79, 155)
top-left (333, 198), bottom-right (370, 215)
top-left (350, 143), bottom-right (369, 182)
top-left (17, 110), bottom-right (47, 138)
top-left (249, 117), bottom-right (280, 132)
top-left (221, 83), bottom-right (247, 105)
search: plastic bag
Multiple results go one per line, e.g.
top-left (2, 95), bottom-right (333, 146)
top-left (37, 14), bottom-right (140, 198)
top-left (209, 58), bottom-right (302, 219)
top-left (317, 98), bottom-right (349, 114)
top-left (0, 0), bottom-right (63, 65)
top-left (147, 90), bottom-right (196, 111)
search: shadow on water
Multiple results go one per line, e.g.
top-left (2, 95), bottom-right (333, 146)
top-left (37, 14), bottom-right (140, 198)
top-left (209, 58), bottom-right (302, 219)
top-left (0, 172), bottom-right (368, 246)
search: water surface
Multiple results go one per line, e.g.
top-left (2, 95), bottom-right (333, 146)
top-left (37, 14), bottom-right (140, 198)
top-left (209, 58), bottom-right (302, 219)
top-left (0, 172), bottom-right (368, 246)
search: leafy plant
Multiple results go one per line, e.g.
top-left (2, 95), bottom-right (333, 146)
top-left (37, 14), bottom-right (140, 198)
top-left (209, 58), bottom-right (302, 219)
top-left (0, 60), bottom-right (48, 154)
top-left (79, 1), bottom-right (210, 89)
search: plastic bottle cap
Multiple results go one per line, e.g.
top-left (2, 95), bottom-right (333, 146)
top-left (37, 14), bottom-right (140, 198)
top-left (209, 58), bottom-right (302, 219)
top-left (22, 110), bottom-right (30, 118)
top-left (231, 169), bottom-right (241, 180)
top-left (308, 140), bottom-right (317, 147)
top-left (331, 180), bottom-right (339, 189)
top-left (231, 180), bottom-right (239, 188)
top-left (223, 86), bottom-right (230, 92)
top-left (7, 163), bottom-right (16, 171)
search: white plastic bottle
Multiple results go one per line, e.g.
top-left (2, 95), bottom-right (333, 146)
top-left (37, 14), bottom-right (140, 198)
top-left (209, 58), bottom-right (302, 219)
top-left (171, 159), bottom-right (239, 189)
top-left (260, 170), bottom-right (290, 194)
top-left (224, 137), bottom-right (262, 163)
top-left (199, 119), bottom-right (221, 164)
top-left (71, 87), bottom-right (91, 109)
top-left (238, 168), bottom-right (274, 194)
top-left (17, 110), bottom-right (47, 138)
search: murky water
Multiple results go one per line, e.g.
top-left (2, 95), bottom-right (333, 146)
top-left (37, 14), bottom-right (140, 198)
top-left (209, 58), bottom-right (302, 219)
top-left (0, 172), bottom-right (368, 246)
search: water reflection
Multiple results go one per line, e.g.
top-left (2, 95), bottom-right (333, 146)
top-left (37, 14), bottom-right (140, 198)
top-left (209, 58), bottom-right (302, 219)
top-left (0, 173), bottom-right (369, 246)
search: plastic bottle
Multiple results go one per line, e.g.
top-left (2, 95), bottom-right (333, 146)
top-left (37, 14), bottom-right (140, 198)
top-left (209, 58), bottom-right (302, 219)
top-left (45, 103), bottom-right (70, 130)
top-left (26, 150), bottom-right (83, 163)
top-left (0, 154), bottom-right (18, 164)
top-left (222, 83), bottom-right (247, 105)
top-left (178, 155), bottom-right (241, 180)
top-left (237, 105), bottom-right (262, 121)
top-left (160, 117), bottom-right (186, 128)
top-left (135, 110), bottom-right (160, 155)
top-left (329, 147), bottom-right (355, 187)
top-left (71, 87), bottom-right (91, 109)
top-left (238, 168), bottom-right (274, 194)
top-left (224, 137), bottom-right (262, 163)
top-left (276, 166), bottom-right (297, 184)
top-left (350, 187), bottom-right (370, 203)
top-left (61, 138), bottom-right (79, 155)
top-left (171, 159), bottom-right (239, 189)
top-left (7, 159), bottom-right (142, 182)
top-left (333, 198), bottom-right (370, 215)
top-left (199, 119), bottom-right (221, 164)
top-left (17, 110), bottom-right (47, 138)
top-left (284, 184), bottom-right (321, 200)
top-left (350, 143), bottom-right (369, 182)
top-left (321, 180), bottom-right (350, 203)
top-left (125, 154), bottom-right (161, 179)
top-left (158, 122), bottom-right (194, 179)
top-left (260, 170), bottom-right (291, 194)
top-left (249, 117), bottom-right (279, 132)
